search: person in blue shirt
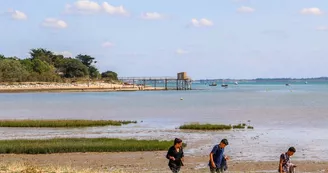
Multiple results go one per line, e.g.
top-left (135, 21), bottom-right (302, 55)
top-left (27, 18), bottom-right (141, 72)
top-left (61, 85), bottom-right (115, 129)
top-left (209, 139), bottom-right (229, 173)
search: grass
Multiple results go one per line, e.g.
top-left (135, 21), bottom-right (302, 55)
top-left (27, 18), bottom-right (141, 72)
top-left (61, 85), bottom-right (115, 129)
top-left (233, 123), bottom-right (255, 130)
top-left (179, 123), bottom-right (254, 130)
top-left (0, 138), bottom-right (174, 154)
top-left (232, 123), bottom-right (246, 129)
top-left (247, 126), bottom-right (254, 129)
top-left (179, 123), bottom-right (232, 130)
top-left (0, 119), bottom-right (137, 128)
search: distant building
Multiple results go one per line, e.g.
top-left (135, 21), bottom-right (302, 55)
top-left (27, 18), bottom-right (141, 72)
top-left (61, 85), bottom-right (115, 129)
top-left (177, 72), bottom-right (190, 80)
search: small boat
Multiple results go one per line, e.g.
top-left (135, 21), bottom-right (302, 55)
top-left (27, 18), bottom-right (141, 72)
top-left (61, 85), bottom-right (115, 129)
top-left (209, 82), bottom-right (217, 86)
top-left (234, 82), bottom-right (238, 85)
top-left (305, 81), bottom-right (308, 84)
top-left (221, 79), bottom-right (228, 88)
top-left (285, 84), bottom-right (290, 86)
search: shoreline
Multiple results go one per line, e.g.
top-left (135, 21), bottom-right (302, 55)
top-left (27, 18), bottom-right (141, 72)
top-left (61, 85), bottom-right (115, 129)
top-left (0, 82), bottom-right (170, 93)
top-left (0, 88), bottom-right (167, 93)
top-left (0, 152), bottom-right (327, 172)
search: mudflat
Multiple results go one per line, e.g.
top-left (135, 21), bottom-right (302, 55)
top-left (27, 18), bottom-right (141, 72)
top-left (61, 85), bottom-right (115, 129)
top-left (1, 152), bottom-right (327, 173)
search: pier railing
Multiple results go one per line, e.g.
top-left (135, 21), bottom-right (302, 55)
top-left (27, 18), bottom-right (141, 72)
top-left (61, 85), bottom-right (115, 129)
top-left (118, 76), bottom-right (192, 90)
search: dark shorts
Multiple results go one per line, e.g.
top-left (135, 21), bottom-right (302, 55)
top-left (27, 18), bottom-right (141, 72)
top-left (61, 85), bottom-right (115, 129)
top-left (210, 166), bottom-right (224, 173)
top-left (169, 165), bottom-right (181, 173)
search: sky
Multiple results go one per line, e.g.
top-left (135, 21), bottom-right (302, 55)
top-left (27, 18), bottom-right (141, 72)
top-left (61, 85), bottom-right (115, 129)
top-left (0, 0), bottom-right (328, 79)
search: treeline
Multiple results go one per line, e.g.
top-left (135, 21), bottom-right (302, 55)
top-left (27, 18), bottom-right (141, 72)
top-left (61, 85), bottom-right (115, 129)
top-left (0, 48), bottom-right (118, 82)
top-left (256, 77), bottom-right (328, 81)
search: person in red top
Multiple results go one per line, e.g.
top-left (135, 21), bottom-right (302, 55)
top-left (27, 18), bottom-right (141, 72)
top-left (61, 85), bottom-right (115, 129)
top-left (166, 138), bottom-right (184, 173)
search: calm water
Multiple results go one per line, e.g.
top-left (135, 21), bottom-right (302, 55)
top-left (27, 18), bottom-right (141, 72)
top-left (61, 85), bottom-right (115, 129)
top-left (1, 83), bottom-right (328, 161)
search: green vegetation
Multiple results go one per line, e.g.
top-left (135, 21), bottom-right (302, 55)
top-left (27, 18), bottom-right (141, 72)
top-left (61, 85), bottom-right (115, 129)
top-left (179, 123), bottom-right (232, 130)
top-left (247, 126), bottom-right (254, 129)
top-left (0, 120), bottom-right (137, 127)
top-left (180, 122), bottom-right (254, 130)
top-left (0, 138), bottom-right (173, 154)
top-left (232, 123), bottom-right (246, 129)
top-left (101, 70), bottom-right (118, 81)
top-left (0, 48), bottom-right (118, 82)
top-left (232, 123), bottom-right (255, 129)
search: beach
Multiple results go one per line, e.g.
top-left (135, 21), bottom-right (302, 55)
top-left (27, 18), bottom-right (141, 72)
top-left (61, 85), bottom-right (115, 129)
top-left (1, 152), bottom-right (327, 172)
top-left (0, 82), bottom-right (164, 93)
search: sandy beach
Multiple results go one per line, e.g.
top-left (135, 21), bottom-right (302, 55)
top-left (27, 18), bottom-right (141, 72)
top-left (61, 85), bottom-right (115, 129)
top-left (0, 82), bottom-right (165, 93)
top-left (0, 152), bottom-right (327, 173)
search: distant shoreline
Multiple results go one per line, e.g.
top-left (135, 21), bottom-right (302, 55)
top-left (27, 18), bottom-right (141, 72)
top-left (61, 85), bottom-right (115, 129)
top-left (0, 82), bottom-right (169, 93)
top-left (0, 87), bottom-right (167, 93)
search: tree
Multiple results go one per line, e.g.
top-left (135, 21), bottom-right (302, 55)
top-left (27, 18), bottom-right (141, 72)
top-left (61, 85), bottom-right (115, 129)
top-left (20, 59), bottom-right (34, 72)
top-left (0, 48), bottom-right (108, 82)
top-left (52, 54), bottom-right (65, 67)
top-left (60, 58), bottom-right (89, 78)
top-left (32, 59), bottom-right (54, 74)
top-left (30, 48), bottom-right (55, 64)
top-left (0, 59), bottom-right (29, 82)
top-left (89, 66), bottom-right (100, 79)
top-left (75, 54), bottom-right (95, 67)
top-left (101, 71), bottom-right (118, 80)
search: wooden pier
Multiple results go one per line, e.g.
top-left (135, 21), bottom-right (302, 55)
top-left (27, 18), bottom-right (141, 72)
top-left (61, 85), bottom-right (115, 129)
top-left (119, 72), bottom-right (192, 90)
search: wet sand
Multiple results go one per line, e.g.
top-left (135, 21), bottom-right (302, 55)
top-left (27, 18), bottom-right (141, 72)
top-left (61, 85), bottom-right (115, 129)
top-left (1, 152), bottom-right (327, 173)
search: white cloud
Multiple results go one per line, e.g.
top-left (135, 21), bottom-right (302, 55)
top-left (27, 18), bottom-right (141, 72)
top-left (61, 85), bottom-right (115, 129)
top-left (42, 18), bottom-right (68, 29)
top-left (102, 41), bottom-right (114, 48)
top-left (301, 8), bottom-right (323, 15)
top-left (176, 49), bottom-right (189, 55)
top-left (141, 12), bottom-right (164, 20)
top-left (190, 18), bottom-right (213, 27)
top-left (65, 0), bottom-right (101, 14)
top-left (55, 51), bottom-right (73, 57)
top-left (102, 2), bottom-right (128, 16)
top-left (237, 6), bottom-right (255, 13)
top-left (65, 1), bottom-right (128, 16)
top-left (7, 9), bottom-right (27, 20)
top-left (316, 26), bottom-right (328, 31)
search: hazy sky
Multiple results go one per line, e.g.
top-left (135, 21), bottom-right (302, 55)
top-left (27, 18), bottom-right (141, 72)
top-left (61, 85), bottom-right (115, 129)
top-left (1, 0), bottom-right (327, 79)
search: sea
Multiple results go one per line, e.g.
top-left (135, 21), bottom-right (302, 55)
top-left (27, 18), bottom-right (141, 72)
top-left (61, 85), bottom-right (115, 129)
top-left (1, 81), bottom-right (328, 161)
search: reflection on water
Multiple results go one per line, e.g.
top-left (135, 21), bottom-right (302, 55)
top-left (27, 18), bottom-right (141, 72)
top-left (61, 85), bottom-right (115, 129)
top-left (1, 84), bottom-right (328, 161)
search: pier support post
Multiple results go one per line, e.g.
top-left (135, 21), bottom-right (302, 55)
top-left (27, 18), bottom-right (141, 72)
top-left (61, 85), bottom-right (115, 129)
top-left (165, 79), bottom-right (168, 90)
top-left (143, 79), bottom-right (146, 89)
